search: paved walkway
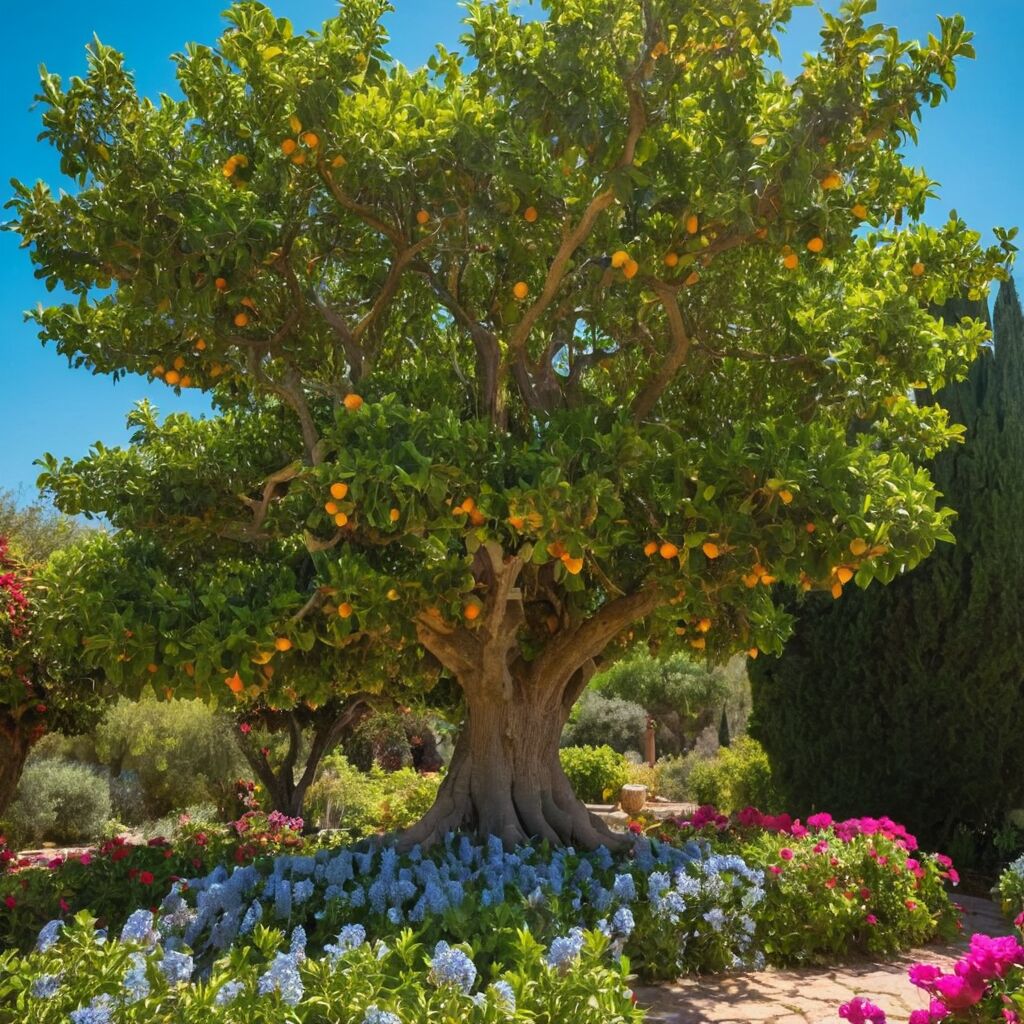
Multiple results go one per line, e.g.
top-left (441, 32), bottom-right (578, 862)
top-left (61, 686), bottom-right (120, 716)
top-left (636, 895), bottom-right (1009, 1024)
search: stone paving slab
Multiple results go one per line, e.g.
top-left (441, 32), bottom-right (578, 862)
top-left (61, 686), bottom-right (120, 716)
top-left (636, 895), bottom-right (1009, 1024)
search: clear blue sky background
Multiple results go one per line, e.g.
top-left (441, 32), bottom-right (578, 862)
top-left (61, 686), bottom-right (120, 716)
top-left (2, 1), bottom-right (1021, 500)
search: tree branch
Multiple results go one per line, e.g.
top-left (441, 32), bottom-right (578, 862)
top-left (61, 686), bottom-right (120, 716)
top-left (631, 282), bottom-right (692, 421)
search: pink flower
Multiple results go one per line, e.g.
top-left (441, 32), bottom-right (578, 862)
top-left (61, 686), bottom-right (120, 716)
top-left (825, 877), bottom-right (838, 890)
top-left (779, 848), bottom-right (794, 861)
top-left (838, 996), bottom-right (887, 1023)
top-left (908, 963), bottom-right (943, 990)
top-left (1003, 1011), bottom-right (1020, 1024)
top-left (932, 971), bottom-right (987, 1009)
top-left (78, 853), bottom-right (91, 866)
top-left (807, 812), bottom-right (833, 830)
top-left (769, 865), bottom-right (783, 875)
top-left (935, 854), bottom-right (953, 869)
top-left (866, 914), bottom-right (879, 926)
top-left (239, 722), bottom-right (252, 734)
top-left (861, 888), bottom-right (872, 901)
top-left (59, 898), bottom-right (70, 912)
top-left (905, 899), bottom-right (917, 911)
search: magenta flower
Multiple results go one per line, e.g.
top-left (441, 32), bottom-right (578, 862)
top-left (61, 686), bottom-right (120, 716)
top-left (908, 963), bottom-right (943, 990)
top-left (932, 972), bottom-right (987, 1010)
top-left (779, 848), bottom-right (794, 861)
top-left (838, 996), bottom-right (887, 1023)
top-left (866, 914), bottom-right (879, 926)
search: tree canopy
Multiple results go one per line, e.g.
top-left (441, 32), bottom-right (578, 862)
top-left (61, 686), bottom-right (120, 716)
top-left (7, 0), bottom-right (1012, 845)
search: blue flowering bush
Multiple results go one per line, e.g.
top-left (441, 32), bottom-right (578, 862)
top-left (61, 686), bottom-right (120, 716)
top-left (996, 854), bottom-right (1024, 919)
top-left (0, 912), bottom-right (641, 1023)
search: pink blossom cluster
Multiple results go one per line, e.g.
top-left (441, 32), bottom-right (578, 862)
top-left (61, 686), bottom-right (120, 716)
top-left (838, 919), bottom-right (1024, 1024)
top-left (682, 805), bottom-right (921, 852)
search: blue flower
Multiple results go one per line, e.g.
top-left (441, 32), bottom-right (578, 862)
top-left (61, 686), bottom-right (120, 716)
top-left (703, 907), bottom-right (727, 932)
top-left (546, 928), bottom-right (585, 972)
top-left (611, 906), bottom-right (635, 937)
top-left (612, 873), bottom-right (637, 903)
top-left (69, 995), bottom-right (114, 1024)
top-left (362, 1007), bottom-right (401, 1024)
top-left (290, 925), bottom-right (307, 960)
top-left (293, 879), bottom-right (314, 905)
top-left (429, 941), bottom-right (477, 994)
top-left (122, 952), bottom-right (150, 1004)
top-left (325, 923), bottom-right (367, 961)
top-left (490, 979), bottom-right (516, 1012)
top-left (158, 949), bottom-right (194, 985)
top-left (214, 980), bottom-right (245, 1006)
top-left (35, 919), bottom-right (62, 953)
top-left (240, 899), bottom-right (263, 935)
top-left (120, 909), bottom-right (158, 947)
top-left (31, 974), bottom-right (61, 999)
top-left (257, 951), bottom-right (304, 1006)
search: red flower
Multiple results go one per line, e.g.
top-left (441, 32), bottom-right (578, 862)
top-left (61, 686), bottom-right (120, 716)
top-left (139, 871), bottom-right (155, 885)
top-left (3, 895), bottom-right (15, 909)
top-left (627, 821), bottom-right (643, 835)
top-left (239, 722), bottom-right (252, 734)
top-left (825, 877), bottom-right (837, 889)
top-left (59, 898), bottom-right (70, 912)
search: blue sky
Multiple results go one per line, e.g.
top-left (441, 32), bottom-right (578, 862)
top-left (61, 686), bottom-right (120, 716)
top-left (2, 1), bottom-right (1021, 499)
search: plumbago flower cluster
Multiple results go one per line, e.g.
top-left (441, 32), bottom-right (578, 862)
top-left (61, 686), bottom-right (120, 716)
top-left (653, 807), bottom-right (960, 964)
top-left (0, 911), bottom-right (642, 1024)
top-left (838, 915), bottom-right (1024, 1023)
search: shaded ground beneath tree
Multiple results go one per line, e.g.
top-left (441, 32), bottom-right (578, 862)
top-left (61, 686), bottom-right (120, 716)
top-left (637, 895), bottom-right (1008, 1024)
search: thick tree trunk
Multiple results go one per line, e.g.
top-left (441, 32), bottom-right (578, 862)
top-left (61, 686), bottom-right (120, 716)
top-left (0, 723), bottom-right (33, 818)
top-left (403, 541), bottom-right (663, 851)
top-left (398, 679), bottom-right (625, 851)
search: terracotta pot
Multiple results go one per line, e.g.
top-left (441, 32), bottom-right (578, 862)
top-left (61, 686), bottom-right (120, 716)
top-left (619, 784), bottom-right (648, 815)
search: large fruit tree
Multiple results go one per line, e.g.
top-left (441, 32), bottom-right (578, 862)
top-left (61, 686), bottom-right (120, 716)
top-left (10, 0), bottom-right (1011, 847)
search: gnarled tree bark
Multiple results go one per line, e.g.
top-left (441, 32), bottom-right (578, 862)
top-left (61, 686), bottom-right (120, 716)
top-left (401, 542), bottom-right (662, 850)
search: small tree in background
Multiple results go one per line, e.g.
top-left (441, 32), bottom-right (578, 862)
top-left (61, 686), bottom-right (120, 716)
top-left (750, 283), bottom-right (1024, 849)
top-left (9, 0), bottom-right (1011, 847)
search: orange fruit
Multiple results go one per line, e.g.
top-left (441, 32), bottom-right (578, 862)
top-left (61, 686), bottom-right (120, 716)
top-left (387, 588), bottom-right (399, 601)
top-left (338, 602), bottom-right (353, 619)
top-left (330, 482), bottom-right (349, 500)
top-left (805, 522), bottom-right (816, 533)
top-left (702, 541), bottom-right (720, 559)
top-left (664, 252), bottom-right (679, 268)
top-left (751, 135), bottom-right (768, 146)
top-left (821, 172), bottom-right (842, 190)
top-left (146, 663), bottom-right (158, 674)
top-left (782, 252), bottom-right (799, 270)
top-left (152, 365), bottom-right (165, 377)
top-left (288, 114), bottom-right (302, 134)
top-left (226, 672), bottom-right (245, 693)
top-left (464, 601), bottom-right (482, 621)
top-left (684, 271), bottom-right (700, 287)
top-left (513, 281), bottom-right (529, 300)
top-left (222, 157), bottom-right (238, 177)
top-left (685, 214), bottom-right (699, 235)
top-left (836, 566), bottom-right (854, 584)
top-left (747, 647), bottom-right (759, 658)
top-left (183, 662), bottom-right (195, 677)
top-left (179, 375), bottom-right (193, 388)
top-left (330, 154), bottom-right (346, 168)
top-left (562, 556), bottom-right (584, 575)
top-left (164, 370), bottom-right (181, 385)
top-left (325, 501), bottom-right (340, 515)
top-left (274, 637), bottom-right (292, 652)
top-left (301, 131), bottom-right (319, 148)
top-left (623, 259), bottom-right (640, 280)
top-left (852, 203), bottom-right (868, 220)
top-left (911, 261), bottom-right (925, 277)
top-left (334, 512), bottom-right (349, 528)
top-left (389, 508), bottom-right (401, 522)
top-left (343, 393), bottom-right (363, 411)
top-left (214, 276), bottom-right (228, 290)
top-left (173, 356), bottom-right (186, 370)
top-left (234, 312), bottom-right (249, 327)
top-left (778, 489), bottom-right (794, 504)
top-left (659, 542), bottom-right (679, 560)
top-left (831, 582), bottom-right (843, 599)
top-left (523, 206), bottom-right (538, 223)
top-left (460, 497), bottom-right (476, 513)
top-left (690, 637), bottom-right (706, 650)
top-left (697, 617), bottom-right (712, 633)
top-left (508, 515), bottom-right (525, 530)
top-left (610, 250), bottom-right (630, 269)
top-left (241, 296), bottom-right (256, 309)
top-left (194, 338), bottom-right (206, 351)
top-left (281, 138), bottom-right (297, 155)
top-left (806, 237), bottom-right (824, 253)
top-left (643, 541), bottom-right (658, 557)
top-left (290, 152), bottom-right (306, 165)
top-left (850, 538), bottom-right (869, 556)
top-left (416, 209), bottom-right (430, 225)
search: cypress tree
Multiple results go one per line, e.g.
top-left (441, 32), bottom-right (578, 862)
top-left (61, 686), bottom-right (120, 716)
top-left (718, 707), bottom-right (732, 749)
top-left (750, 281), bottom-right (1024, 849)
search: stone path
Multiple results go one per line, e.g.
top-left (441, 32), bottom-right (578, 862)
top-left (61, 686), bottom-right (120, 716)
top-left (636, 895), bottom-right (1009, 1024)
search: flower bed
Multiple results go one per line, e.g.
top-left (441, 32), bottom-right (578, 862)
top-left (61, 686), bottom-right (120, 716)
top-left (997, 854), bottom-right (1024, 921)
top-left (0, 808), bottom-right (963, 1022)
top-left (648, 806), bottom-right (961, 966)
top-left (837, 913), bottom-right (1024, 1023)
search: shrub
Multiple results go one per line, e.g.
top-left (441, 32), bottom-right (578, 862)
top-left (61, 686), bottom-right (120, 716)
top-left (686, 737), bottom-right (779, 813)
top-left (93, 696), bottom-right (244, 816)
top-left (624, 761), bottom-right (660, 799)
top-left (996, 854), bottom-right (1024, 920)
top-left (562, 690), bottom-right (648, 753)
top-left (656, 754), bottom-right (693, 802)
top-left (559, 746), bottom-right (630, 803)
top-left (5, 759), bottom-right (110, 847)
top-left (305, 753), bottom-right (440, 837)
